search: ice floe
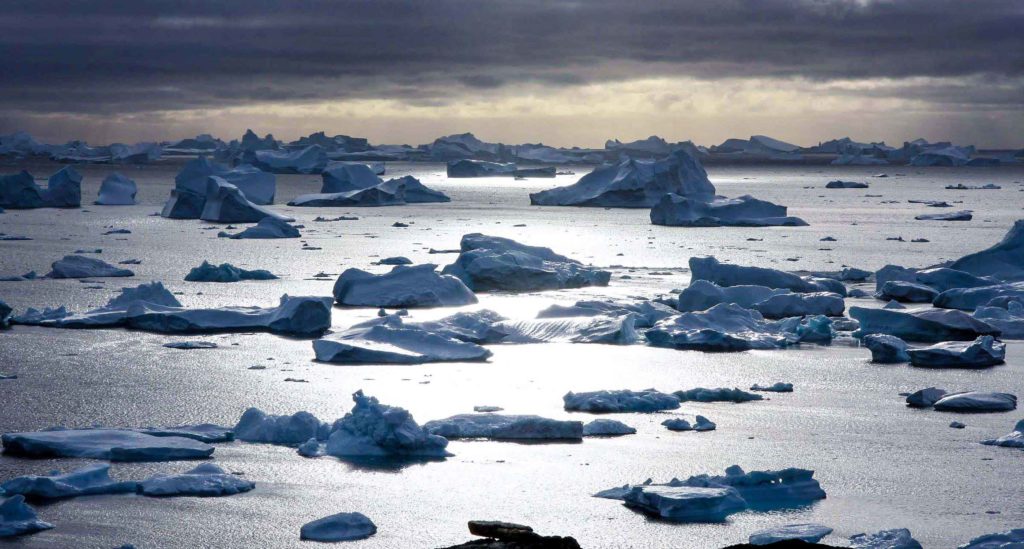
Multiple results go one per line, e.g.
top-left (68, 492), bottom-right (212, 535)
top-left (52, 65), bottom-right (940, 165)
top-left (690, 257), bottom-right (842, 294)
top-left (234, 408), bottom-right (327, 444)
top-left (981, 419), bottom-right (1024, 449)
top-left (422, 414), bottom-right (583, 440)
top-left (446, 160), bottom-right (516, 178)
top-left (95, 173), bottom-right (137, 205)
top-left (906, 387), bottom-right (948, 408)
top-left (877, 281), bottom-right (938, 303)
top-left (323, 391), bottom-right (451, 459)
top-left (13, 281), bottom-right (179, 328)
top-left (1, 429), bottom-right (214, 461)
top-left (486, 315), bottom-right (637, 344)
top-left (915, 210), bottom-right (972, 221)
top-left (825, 180), bottom-right (869, 189)
top-left (0, 464), bottom-right (137, 499)
top-left (300, 512), bottom-right (377, 542)
top-left (752, 292), bottom-right (845, 319)
top-left (126, 294), bottom-right (333, 337)
top-left (218, 216), bottom-right (301, 239)
top-left (907, 336), bottom-right (1005, 368)
top-left (621, 485), bottom-right (746, 522)
top-left (250, 145), bottom-right (327, 174)
top-left (651, 194), bottom-right (807, 227)
top-left (537, 299), bottom-right (675, 328)
top-left (313, 315), bottom-right (491, 364)
top-left (645, 303), bottom-right (801, 352)
top-left (863, 334), bottom-right (911, 363)
top-left (185, 261), bottom-right (277, 282)
top-left (675, 280), bottom-right (785, 313)
top-left (0, 496), bottom-right (53, 538)
top-left (973, 300), bottom-right (1024, 338)
top-left (749, 523), bottom-right (833, 545)
top-left (562, 389), bottom-right (680, 413)
top-left (46, 255), bottom-right (134, 278)
top-left (442, 233), bottom-right (610, 292)
top-left (673, 387), bottom-right (762, 403)
top-left (851, 306), bottom-right (1000, 342)
top-left (333, 264), bottom-right (477, 308)
top-left (933, 392), bottom-right (1016, 413)
top-left (582, 419), bottom-right (636, 436)
top-left (958, 529), bottom-right (1024, 549)
top-left (139, 463), bottom-right (254, 497)
top-left (751, 382), bottom-right (793, 392)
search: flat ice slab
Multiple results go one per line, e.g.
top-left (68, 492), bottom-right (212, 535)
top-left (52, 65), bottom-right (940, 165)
top-left (851, 306), bottom-right (1000, 342)
top-left (622, 485), bottom-right (746, 522)
top-left (47, 255), bottom-right (134, 278)
top-left (932, 391), bottom-right (1016, 413)
top-left (486, 315), bottom-right (638, 344)
top-left (981, 419), bottom-right (1024, 448)
top-left (848, 528), bottom-right (922, 549)
top-left (0, 495), bottom-right (54, 538)
top-left (333, 264), bottom-right (477, 308)
top-left (582, 419), bottom-right (636, 436)
top-left (749, 523), bottom-right (833, 545)
top-left (0, 464), bottom-right (137, 499)
top-left (313, 315), bottom-right (492, 364)
top-left (139, 463), bottom-right (255, 497)
top-left (125, 294), bottom-right (333, 337)
top-left (1, 429), bottom-right (214, 461)
top-left (422, 414), bottom-right (583, 440)
top-left (908, 336), bottom-right (1006, 368)
top-left (300, 512), bottom-right (377, 542)
top-left (563, 389), bottom-right (680, 413)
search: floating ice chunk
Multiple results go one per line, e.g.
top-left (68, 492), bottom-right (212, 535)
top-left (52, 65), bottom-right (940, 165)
top-left (783, 315), bottom-right (836, 344)
top-left (323, 390), bottom-right (451, 459)
top-left (916, 268), bottom-right (998, 293)
top-left (673, 388), bottom-right (762, 403)
top-left (753, 292), bottom-right (845, 319)
top-left (473, 406), bottom-right (503, 413)
top-left (15, 282), bottom-right (179, 328)
top-left (126, 294), bottom-right (333, 337)
top-left (110, 142), bottom-right (162, 163)
top-left (200, 177), bottom-right (293, 223)
top-left (651, 194), bottom-right (807, 227)
top-left (0, 464), bottom-right (137, 499)
top-left (884, 300), bottom-right (907, 310)
top-left (313, 315), bottom-right (491, 364)
top-left (877, 281), bottom-right (938, 303)
top-left (622, 485), bottom-right (746, 522)
top-left (536, 299), bottom-right (676, 328)
top-left (384, 176), bottom-right (450, 203)
top-left (442, 233), bottom-right (610, 292)
top-left (10, 306), bottom-right (69, 326)
top-left (333, 265), bottom-right (476, 308)
top-left (0, 171), bottom-right (44, 209)
top-left (950, 220), bottom-right (1024, 281)
top-left (0, 495), bottom-right (53, 538)
top-left (958, 528), bottom-right (1024, 548)
top-left (234, 408), bottom-right (327, 445)
top-left (947, 183), bottom-right (1000, 190)
top-left (47, 255), bottom-right (134, 278)
top-left (675, 280), bottom-right (786, 313)
top-left (139, 463), bottom-right (254, 497)
top-left (165, 158), bottom-right (276, 218)
top-left (44, 166), bottom-right (82, 208)
top-left (297, 438), bottom-right (322, 457)
top-left (749, 523), bottom-right (833, 545)
top-left (219, 217), bottom-right (301, 239)
top-left (288, 178), bottom-right (406, 207)
top-left (690, 256), bottom-right (837, 294)
top-left (446, 160), bottom-right (516, 178)
top-left (662, 418), bottom-right (692, 431)
top-left (185, 261), bottom-right (277, 282)
top-left (981, 419), bottom-right (1024, 448)
top-left (851, 306), bottom-right (1000, 342)
top-left (825, 180), bottom-right (869, 189)
top-left (486, 315), bottom-right (637, 344)
top-left (908, 336), bottom-right (1006, 368)
top-left (161, 188), bottom-right (206, 219)
top-left (406, 309), bottom-right (507, 344)
top-left (95, 173), bottom-right (137, 205)
top-left (934, 282), bottom-right (1024, 311)
top-left (252, 145), bottom-right (326, 174)
top-left (377, 256), bottom-right (412, 265)
top-left (645, 303), bottom-right (796, 352)
top-left (1, 429), bottom-right (214, 461)
top-left (875, 265), bottom-right (919, 292)
top-left (136, 424), bottom-right (234, 443)
top-left (300, 512), bottom-right (377, 542)
top-left (974, 300), bottom-right (1024, 338)
top-left (863, 334), bottom-right (910, 363)
top-left (530, 149), bottom-right (714, 207)
top-left (906, 387), bottom-right (948, 408)
top-left (933, 392), bottom-right (1016, 413)
top-left (563, 389), bottom-right (679, 413)
top-left (422, 414), bottom-right (583, 440)
top-left (582, 419), bottom-right (636, 436)
top-left (915, 210), bottom-right (972, 221)
top-left (750, 382), bottom-right (793, 392)
top-left (320, 163), bottom-right (383, 193)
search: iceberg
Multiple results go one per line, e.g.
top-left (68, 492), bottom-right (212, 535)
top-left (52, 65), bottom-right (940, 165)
top-left (288, 178), bottom-right (405, 207)
top-left (13, 282), bottom-right (179, 328)
top-left (446, 160), bottom-right (516, 178)
top-left (536, 299), bottom-right (675, 328)
top-left (386, 175), bottom-right (450, 203)
top-left (582, 419), bottom-right (636, 436)
top-left (694, 416), bottom-right (716, 431)
top-left (690, 257), bottom-right (840, 294)
top-left (675, 280), bottom-right (786, 313)
top-left (530, 149), bottom-right (714, 207)
top-left (751, 382), bottom-right (793, 392)
top-left (297, 438), bottom-right (322, 457)
top-left (185, 261), bottom-right (277, 282)
top-left (313, 315), bottom-right (491, 364)
top-left (406, 309), bottom-right (507, 344)
top-left (46, 255), bottom-right (134, 278)
top-left (1, 429), bottom-right (214, 461)
top-left (0, 171), bottom-right (45, 209)
top-left (95, 173), bottom-right (137, 205)
top-left (749, 523), bottom-right (833, 545)
top-left (650, 194), bottom-right (807, 227)
top-left (139, 463), bottom-right (254, 497)
top-left (200, 177), bottom-right (293, 223)
top-left (974, 300), bottom-right (1024, 338)
top-left (908, 336), bottom-right (1005, 368)
top-left (251, 145), bottom-right (326, 174)
top-left (333, 265), bottom-right (477, 308)
top-left (674, 387), bottom-right (763, 403)
top-left (0, 496), bottom-right (53, 538)
top-left (621, 485), bottom-right (746, 522)
top-left (44, 166), bottom-right (82, 208)
top-left (323, 391), bottom-right (451, 459)
top-left (562, 389), bottom-right (680, 413)
top-left (825, 180), bottom-right (869, 189)
top-left (906, 387), bottom-right (948, 408)
top-left (950, 219), bottom-right (1024, 281)
top-left (109, 142), bottom-right (162, 163)
top-left (752, 292), bottom-right (845, 319)
top-left (932, 392), bottom-right (1016, 413)
top-left (981, 419), bottom-right (1024, 448)
top-left (171, 156), bottom-right (275, 205)
top-left (662, 418), bottom-right (693, 431)
top-left (234, 408), bottom-right (327, 444)
top-left (218, 217), bottom-right (301, 239)
top-left (851, 306), bottom-right (999, 342)
top-left (136, 424), bottom-right (234, 443)
top-left (958, 529), bottom-right (1024, 549)
top-left (915, 210), bottom-right (972, 221)
top-left (430, 133), bottom-right (501, 160)
top-left (126, 294), bottom-right (333, 337)
top-left (442, 233), bottom-right (610, 292)
top-left (909, 146), bottom-right (970, 167)
top-left (320, 162), bottom-right (383, 193)
top-left (916, 268), bottom-right (998, 293)
top-left (300, 512), bottom-right (377, 542)
top-left (0, 464), bottom-right (137, 499)
top-left (486, 315), bottom-right (638, 344)
top-left (645, 304), bottom-right (796, 352)
top-left (934, 283), bottom-right (1024, 311)
top-left (161, 188), bottom-right (206, 219)
top-left (863, 334), bottom-right (910, 363)
top-left (422, 414), bottom-right (583, 440)
top-left (877, 281), bottom-right (938, 303)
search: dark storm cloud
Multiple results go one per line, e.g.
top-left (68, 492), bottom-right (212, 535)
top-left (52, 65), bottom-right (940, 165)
top-left (0, 0), bottom-right (1021, 115)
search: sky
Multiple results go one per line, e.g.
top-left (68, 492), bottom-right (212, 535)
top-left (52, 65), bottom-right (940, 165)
top-left (0, 0), bottom-right (1021, 149)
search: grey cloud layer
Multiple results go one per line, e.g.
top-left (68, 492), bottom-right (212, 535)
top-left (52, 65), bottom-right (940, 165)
top-left (0, 0), bottom-right (1021, 115)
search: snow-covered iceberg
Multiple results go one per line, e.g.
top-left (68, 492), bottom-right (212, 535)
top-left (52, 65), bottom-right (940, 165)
top-left (932, 391), bottom-right (1016, 413)
top-left (486, 315), bottom-right (638, 344)
top-left (675, 280), bottom-right (786, 313)
top-left (422, 414), bottom-right (583, 440)
top-left (949, 219), bottom-right (1024, 281)
top-left (850, 527), bottom-right (919, 547)
top-left (650, 194), bottom-right (807, 227)
top-left (906, 387), bottom-right (948, 408)
top-left (234, 408), bottom-right (327, 444)
top-left (530, 149), bottom-right (714, 208)
top-left (95, 173), bottom-right (137, 205)
top-left (621, 485), bottom-right (746, 522)
top-left (645, 303), bottom-right (798, 352)
top-left (46, 255), bottom-right (134, 278)
top-left (850, 306), bottom-right (1000, 342)
top-left (13, 281), bottom-right (179, 328)
top-left (907, 336), bottom-right (1005, 368)
top-left (673, 387), bottom-right (762, 403)
top-left (863, 334), bottom-right (910, 363)
top-left (749, 523), bottom-right (833, 545)
top-left (690, 257), bottom-right (842, 294)
top-left (915, 210), bottom-right (972, 221)
top-left (981, 419), bottom-right (1024, 449)
top-left (442, 233), bottom-right (610, 292)
top-left (536, 299), bottom-right (675, 328)
top-left (752, 292), bottom-right (845, 319)
top-left (313, 315), bottom-right (492, 364)
top-left (406, 309), bottom-right (507, 344)
top-left (877, 281), bottom-right (939, 303)
top-left (323, 391), bottom-right (451, 459)
top-left (562, 389), bottom-right (680, 413)
top-left (0, 496), bottom-right (53, 538)
top-left (200, 177), bottom-right (293, 223)
top-left (333, 264), bottom-right (477, 308)
top-left (185, 261), bottom-right (277, 282)
top-left (126, 294), bottom-right (332, 337)
top-left (218, 217), bottom-right (301, 239)
top-left (109, 142), bottom-right (162, 164)
top-left (162, 158), bottom-right (275, 218)
top-left (934, 283), bottom-right (1024, 311)
top-left (583, 419), bottom-right (636, 436)
top-left (0, 464), bottom-right (137, 499)
top-left (139, 463), bottom-right (254, 497)
top-left (1, 429), bottom-right (215, 461)
top-left (44, 166), bottom-right (82, 208)
top-left (300, 512), bottom-right (377, 542)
